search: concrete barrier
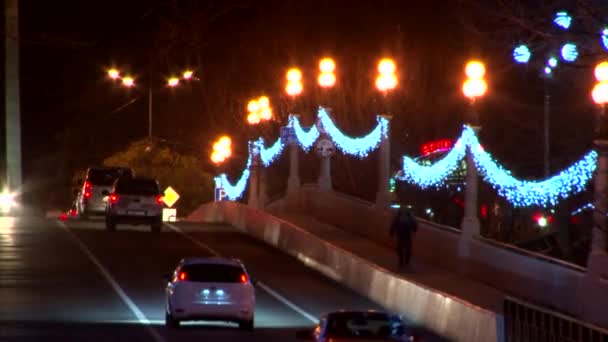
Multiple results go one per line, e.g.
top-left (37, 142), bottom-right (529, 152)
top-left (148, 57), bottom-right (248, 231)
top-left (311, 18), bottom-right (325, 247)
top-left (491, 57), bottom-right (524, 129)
top-left (189, 201), bottom-right (503, 342)
top-left (286, 185), bottom-right (586, 318)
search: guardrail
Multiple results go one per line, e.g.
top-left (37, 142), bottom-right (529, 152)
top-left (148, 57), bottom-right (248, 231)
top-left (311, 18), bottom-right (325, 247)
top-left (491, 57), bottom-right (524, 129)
top-left (504, 296), bottom-right (608, 342)
top-left (476, 236), bottom-right (586, 273)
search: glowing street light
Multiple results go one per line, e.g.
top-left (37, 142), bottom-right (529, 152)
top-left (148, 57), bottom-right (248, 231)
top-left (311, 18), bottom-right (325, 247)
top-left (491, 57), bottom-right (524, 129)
top-left (105, 67), bottom-right (197, 138)
top-left (122, 76), bottom-right (135, 87)
top-left (167, 77), bottom-right (180, 87)
top-left (593, 62), bottom-right (608, 108)
top-left (108, 68), bottom-right (120, 79)
top-left (375, 58), bottom-right (398, 94)
top-left (318, 57), bottom-right (336, 88)
top-left (286, 68), bottom-right (303, 97)
top-left (462, 60), bottom-right (487, 101)
top-left (211, 135), bottom-right (232, 164)
top-left (246, 95), bottom-right (272, 124)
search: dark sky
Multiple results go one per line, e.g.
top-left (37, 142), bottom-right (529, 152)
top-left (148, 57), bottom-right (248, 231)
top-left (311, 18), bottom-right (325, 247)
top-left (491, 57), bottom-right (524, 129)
top-left (5, 0), bottom-right (607, 204)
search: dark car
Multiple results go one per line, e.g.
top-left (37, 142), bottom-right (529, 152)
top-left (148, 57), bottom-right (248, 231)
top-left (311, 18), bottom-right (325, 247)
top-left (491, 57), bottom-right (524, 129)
top-left (297, 310), bottom-right (414, 341)
top-left (104, 177), bottom-right (164, 232)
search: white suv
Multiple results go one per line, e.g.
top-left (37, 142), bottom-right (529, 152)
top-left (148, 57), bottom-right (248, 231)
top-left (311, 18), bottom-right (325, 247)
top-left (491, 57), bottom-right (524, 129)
top-left (104, 177), bottom-right (164, 232)
top-left (165, 257), bottom-right (255, 330)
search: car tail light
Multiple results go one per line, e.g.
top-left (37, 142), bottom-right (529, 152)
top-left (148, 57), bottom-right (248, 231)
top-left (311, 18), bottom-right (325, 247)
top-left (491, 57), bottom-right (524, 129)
top-left (240, 273), bottom-right (248, 283)
top-left (84, 191), bottom-right (92, 199)
top-left (109, 193), bottom-right (119, 204)
top-left (178, 272), bottom-right (187, 281)
top-left (84, 181), bottom-right (92, 191)
top-left (156, 195), bottom-right (164, 204)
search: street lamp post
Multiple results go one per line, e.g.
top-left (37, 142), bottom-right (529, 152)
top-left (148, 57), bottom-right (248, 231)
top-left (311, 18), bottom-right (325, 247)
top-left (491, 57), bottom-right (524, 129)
top-left (460, 60), bottom-right (487, 256)
top-left (107, 68), bottom-right (195, 140)
top-left (317, 58), bottom-right (336, 191)
top-left (589, 62), bottom-right (608, 262)
top-left (246, 96), bottom-right (273, 209)
top-left (285, 68), bottom-right (303, 207)
top-left (374, 58), bottom-right (397, 209)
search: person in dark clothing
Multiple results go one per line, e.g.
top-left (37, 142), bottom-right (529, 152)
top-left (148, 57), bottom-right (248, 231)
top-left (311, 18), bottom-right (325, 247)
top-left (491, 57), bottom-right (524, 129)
top-left (390, 207), bottom-right (418, 267)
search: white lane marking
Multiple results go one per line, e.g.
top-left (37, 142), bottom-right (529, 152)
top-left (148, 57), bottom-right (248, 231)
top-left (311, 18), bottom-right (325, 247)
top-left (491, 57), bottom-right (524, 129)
top-left (56, 220), bottom-right (166, 342)
top-left (165, 222), bottom-right (318, 324)
top-left (256, 281), bottom-right (318, 323)
top-left (165, 223), bottom-right (220, 256)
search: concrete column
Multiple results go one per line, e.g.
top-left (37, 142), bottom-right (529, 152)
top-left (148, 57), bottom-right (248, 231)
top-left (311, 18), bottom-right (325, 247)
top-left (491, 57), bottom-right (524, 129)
top-left (5, 0), bottom-right (22, 193)
top-left (259, 165), bottom-right (268, 209)
top-left (286, 142), bottom-right (300, 207)
top-left (318, 156), bottom-right (332, 191)
top-left (375, 115), bottom-right (392, 209)
top-left (248, 151), bottom-right (259, 209)
top-left (459, 126), bottom-right (481, 257)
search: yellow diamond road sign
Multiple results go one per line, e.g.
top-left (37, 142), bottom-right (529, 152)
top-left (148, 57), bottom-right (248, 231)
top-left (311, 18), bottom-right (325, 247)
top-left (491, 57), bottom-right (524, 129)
top-left (163, 186), bottom-right (180, 208)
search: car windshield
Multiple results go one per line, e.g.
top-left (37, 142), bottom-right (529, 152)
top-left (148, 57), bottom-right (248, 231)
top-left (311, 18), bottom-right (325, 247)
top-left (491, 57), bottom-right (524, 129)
top-left (115, 179), bottom-right (159, 196)
top-left (180, 263), bottom-right (244, 283)
top-left (325, 312), bottom-right (403, 339)
top-left (88, 168), bottom-right (132, 186)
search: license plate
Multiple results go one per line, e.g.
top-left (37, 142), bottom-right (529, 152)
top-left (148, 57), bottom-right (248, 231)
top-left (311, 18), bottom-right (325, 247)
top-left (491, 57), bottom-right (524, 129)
top-left (127, 210), bottom-right (146, 216)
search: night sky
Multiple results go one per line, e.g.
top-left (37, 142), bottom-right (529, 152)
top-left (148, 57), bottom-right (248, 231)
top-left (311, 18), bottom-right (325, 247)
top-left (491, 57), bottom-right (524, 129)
top-left (4, 1), bottom-right (606, 207)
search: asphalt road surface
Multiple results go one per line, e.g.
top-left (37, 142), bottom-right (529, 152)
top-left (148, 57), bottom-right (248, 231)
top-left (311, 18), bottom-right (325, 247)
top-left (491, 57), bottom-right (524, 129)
top-left (0, 216), bottom-right (449, 341)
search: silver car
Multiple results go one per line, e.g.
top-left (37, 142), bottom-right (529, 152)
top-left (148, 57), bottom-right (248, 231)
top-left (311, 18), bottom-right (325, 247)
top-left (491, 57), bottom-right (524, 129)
top-left (76, 167), bottom-right (133, 218)
top-left (104, 177), bottom-right (164, 232)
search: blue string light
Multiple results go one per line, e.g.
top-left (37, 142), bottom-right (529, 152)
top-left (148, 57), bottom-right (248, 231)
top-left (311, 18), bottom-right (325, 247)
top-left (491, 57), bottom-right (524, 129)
top-left (513, 45), bottom-right (531, 64)
top-left (396, 129), bottom-right (470, 188)
top-left (466, 127), bottom-right (597, 207)
top-left (560, 43), bottom-right (578, 62)
top-left (214, 151), bottom-right (253, 201)
top-left (554, 11), bottom-right (572, 30)
top-left (602, 28), bottom-right (608, 51)
top-left (289, 115), bottom-right (319, 151)
top-left (317, 107), bottom-right (388, 158)
top-left (257, 137), bottom-right (285, 167)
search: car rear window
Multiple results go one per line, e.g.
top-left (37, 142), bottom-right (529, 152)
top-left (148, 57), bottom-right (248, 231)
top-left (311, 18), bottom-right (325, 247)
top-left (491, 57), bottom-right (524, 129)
top-left (181, 264), bottom-right (244, 283)
top-left (88, 168), bottom-right (132, 185)
top-left (115, 179), bottom-right (159, 195)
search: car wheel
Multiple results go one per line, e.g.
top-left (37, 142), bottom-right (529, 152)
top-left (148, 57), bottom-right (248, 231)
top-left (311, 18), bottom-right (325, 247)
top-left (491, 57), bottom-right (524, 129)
top-left (165, 311), bottom-right (179, 329)
top-left (106, 218), bottom-right (116, 232)
top-left (238, 317), bottom-right (254, 331)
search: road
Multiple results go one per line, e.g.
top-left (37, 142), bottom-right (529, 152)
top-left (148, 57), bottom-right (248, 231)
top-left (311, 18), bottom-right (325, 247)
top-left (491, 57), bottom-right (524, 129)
top-left (0, 216), bottom-right (449, 341)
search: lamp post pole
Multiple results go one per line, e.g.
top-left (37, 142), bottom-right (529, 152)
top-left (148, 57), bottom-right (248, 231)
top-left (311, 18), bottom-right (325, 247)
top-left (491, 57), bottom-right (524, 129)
top-left (459, 60), bottom-right (487, 257)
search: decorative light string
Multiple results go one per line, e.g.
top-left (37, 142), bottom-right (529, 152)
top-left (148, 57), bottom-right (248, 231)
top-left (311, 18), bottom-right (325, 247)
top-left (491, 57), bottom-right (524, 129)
top-left (396, 128), bottom-right (470, 188)
top-left (397, 125), bottom-right (597, 207)
top-left (257, 137), bottom-right (284, 166)
top-left (466, 126), bottom-right (597, 207)
top-left (288, 114), bottom-right (319, 151)
top-left (214, 144), bottom-right (255, 200)
top-left (317, 107), bottom-right (388, 158)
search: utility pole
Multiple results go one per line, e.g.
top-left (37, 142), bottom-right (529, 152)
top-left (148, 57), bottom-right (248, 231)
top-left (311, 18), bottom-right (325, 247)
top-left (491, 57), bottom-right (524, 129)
top-left (5, 0), bottom-right (23, 193)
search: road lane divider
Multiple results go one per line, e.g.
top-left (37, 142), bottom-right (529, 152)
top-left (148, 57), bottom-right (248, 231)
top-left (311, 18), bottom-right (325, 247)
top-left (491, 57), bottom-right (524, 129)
top-left (56, 220), bottom-right (166, 342)
top-left (165, 222), bottom-right (318, 324)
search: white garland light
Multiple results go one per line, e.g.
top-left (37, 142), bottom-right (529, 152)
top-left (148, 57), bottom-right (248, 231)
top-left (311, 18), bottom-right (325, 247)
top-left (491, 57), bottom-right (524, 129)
top-left (257, 137), bottom-right (285, 166)
top-left (317, 107), bottom-right (388, 158)
top-left (396, 128), bottom-right (470, 188)
top-left (289, 114), bottom-right (319, 151)
top-left (214, 147), bottom-right (254, 201)
top-left (466, 126), bottom-right (598, 207)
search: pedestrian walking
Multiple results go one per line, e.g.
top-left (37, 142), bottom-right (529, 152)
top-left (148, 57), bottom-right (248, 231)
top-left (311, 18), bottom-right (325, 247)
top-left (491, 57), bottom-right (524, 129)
top-left (390, 207), bottom-right (417, 268)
